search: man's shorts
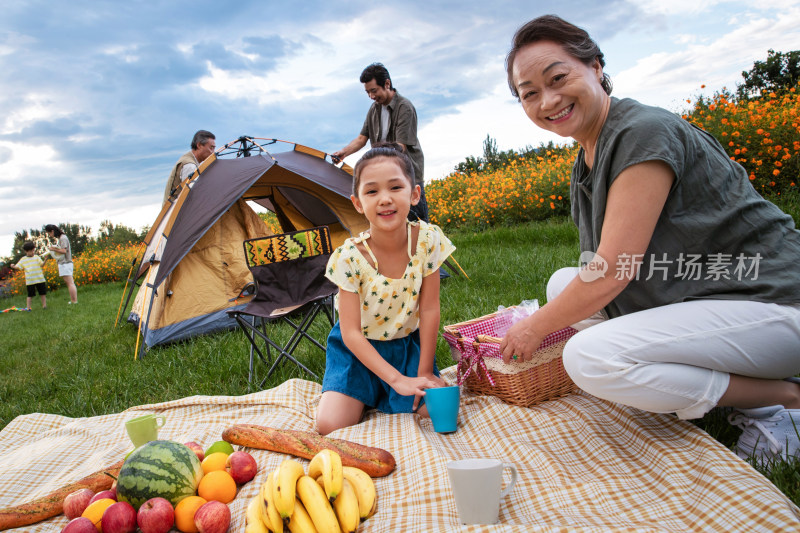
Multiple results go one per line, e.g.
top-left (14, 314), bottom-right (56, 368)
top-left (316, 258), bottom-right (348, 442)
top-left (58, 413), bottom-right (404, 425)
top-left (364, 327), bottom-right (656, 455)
top-left (27, 282), bottom-right (47, 297)
top-left (57, 262), bottom-right (74, 277)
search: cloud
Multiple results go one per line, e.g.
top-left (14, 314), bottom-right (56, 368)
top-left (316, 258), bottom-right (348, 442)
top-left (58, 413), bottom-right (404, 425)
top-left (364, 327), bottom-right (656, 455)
top-left (613, 6), bottom-right (800, 108)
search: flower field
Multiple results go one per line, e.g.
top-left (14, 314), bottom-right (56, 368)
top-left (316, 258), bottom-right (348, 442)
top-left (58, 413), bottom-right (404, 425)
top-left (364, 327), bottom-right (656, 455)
top-left (426, 146), bottom-right (577, 229)
top-left (683, 84), bottom-right (800, 194)
top-left (4, 243), bottom-right (140, 296)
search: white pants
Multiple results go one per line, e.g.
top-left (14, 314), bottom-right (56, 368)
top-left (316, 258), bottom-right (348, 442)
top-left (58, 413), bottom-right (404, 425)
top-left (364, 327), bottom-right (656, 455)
top-left (550, 267), bottom-right (800, 419)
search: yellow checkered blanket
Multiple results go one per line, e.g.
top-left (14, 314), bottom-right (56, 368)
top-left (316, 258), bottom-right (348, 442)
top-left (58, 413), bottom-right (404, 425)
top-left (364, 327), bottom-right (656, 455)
top-left (1, 367), bottom-right (798, 531)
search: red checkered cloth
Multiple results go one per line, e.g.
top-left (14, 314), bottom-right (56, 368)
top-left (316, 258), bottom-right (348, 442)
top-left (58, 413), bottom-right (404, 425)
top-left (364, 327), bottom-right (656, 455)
top-left (443, 313), bottom-right (577, 386)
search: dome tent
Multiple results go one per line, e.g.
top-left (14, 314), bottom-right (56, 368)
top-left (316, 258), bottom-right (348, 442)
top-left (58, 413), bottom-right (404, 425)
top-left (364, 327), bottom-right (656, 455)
top-left (121, 137), bottom-right (368, 356)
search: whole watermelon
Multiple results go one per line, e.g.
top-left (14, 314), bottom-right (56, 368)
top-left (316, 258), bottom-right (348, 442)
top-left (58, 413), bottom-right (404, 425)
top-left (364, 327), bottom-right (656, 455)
top-left (116, 440), bottom-right (203, 509)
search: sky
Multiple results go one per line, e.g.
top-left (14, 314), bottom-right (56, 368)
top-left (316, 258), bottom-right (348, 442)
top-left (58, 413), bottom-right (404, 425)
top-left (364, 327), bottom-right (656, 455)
top-left (1, 0), bottom-right (799, 257)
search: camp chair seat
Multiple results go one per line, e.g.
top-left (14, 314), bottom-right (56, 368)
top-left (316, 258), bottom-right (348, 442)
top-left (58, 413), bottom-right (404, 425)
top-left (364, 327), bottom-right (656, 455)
top-left (229, 226), bottom-right (337, 388)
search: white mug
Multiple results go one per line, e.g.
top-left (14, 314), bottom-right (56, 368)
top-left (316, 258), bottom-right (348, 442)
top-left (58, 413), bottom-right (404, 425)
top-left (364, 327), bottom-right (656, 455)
top-left (447, 458), bottom-right (518, 525)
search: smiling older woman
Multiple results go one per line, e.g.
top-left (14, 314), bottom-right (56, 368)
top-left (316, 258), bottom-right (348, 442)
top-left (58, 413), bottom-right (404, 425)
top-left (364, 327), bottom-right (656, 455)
top-left (498, 15), bottom-right (800, 468)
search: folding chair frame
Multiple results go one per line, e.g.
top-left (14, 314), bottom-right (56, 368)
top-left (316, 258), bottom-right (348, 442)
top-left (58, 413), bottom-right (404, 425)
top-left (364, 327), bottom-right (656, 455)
top-left (233, 296), bottom-right (335, 389)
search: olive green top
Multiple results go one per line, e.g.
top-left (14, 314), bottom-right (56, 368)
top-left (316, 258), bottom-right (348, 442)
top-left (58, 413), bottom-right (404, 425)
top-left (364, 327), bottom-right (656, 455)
top-left (571, 97), bottom-right (800, 318)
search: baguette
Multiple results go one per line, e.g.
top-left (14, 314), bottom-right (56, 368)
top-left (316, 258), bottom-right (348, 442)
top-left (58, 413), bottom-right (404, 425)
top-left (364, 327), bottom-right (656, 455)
top-left (222, 424), bottom-right (396, 477)
top-left (0, 459), bottom-right (123, 531)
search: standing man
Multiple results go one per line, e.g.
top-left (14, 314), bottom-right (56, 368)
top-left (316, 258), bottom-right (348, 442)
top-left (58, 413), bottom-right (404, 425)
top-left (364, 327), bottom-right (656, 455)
top-left (332, 63), bottom-right (428, 221)
top-left (162, 130), bottom-right (216, 205)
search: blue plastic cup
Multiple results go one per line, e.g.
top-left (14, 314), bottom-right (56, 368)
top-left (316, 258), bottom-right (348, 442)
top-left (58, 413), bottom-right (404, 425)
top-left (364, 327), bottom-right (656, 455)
top-left (425, 386), bottom-right (460, 433)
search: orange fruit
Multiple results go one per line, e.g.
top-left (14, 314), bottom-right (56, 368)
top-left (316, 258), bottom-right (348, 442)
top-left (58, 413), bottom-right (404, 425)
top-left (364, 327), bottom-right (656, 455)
top-left (201, 452), bottom-right (229, 474)
top-left (197, 470), bottom-right (237, 503)
top-left (81, 498), bottom-right (115, 531)
top-left (174, 495), bottom-right (207, 533)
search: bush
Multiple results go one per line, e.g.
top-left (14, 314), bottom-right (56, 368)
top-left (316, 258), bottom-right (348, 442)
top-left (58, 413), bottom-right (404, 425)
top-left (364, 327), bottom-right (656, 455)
top-left (682, 84), bottom-right (800, 194)
top-left (427, 146), bottom-right (577, 231)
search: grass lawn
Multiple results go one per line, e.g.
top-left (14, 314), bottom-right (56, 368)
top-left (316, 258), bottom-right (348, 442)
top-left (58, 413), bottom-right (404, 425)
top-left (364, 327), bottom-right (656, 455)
top-left (1, 216), bottom-right (798, 504)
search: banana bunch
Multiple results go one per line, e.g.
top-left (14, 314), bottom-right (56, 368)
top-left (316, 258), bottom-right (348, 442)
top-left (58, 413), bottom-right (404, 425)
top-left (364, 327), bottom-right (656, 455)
top-left (247, 450), bottom-right (378, 533)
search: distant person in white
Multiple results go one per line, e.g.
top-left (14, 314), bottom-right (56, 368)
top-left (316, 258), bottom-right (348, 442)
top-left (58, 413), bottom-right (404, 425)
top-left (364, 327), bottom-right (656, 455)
top-left (45, 224), bottom-right (77, 304)
top-left (162, 130), bottom-right (216, 205)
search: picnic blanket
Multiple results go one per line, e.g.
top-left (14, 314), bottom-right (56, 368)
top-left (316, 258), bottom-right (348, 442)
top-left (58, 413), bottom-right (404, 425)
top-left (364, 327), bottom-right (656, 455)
top-left (1, 366), bottom-right (798, 532)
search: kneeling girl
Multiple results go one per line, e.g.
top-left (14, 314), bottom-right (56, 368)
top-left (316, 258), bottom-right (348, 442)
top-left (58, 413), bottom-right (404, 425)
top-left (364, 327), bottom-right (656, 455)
top-left (316, 143), bottom-right (454, 435)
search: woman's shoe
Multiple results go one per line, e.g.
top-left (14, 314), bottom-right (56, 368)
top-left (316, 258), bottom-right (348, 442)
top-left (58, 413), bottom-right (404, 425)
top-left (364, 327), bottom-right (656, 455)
top-left (728, 405), bottom-right (800, 469)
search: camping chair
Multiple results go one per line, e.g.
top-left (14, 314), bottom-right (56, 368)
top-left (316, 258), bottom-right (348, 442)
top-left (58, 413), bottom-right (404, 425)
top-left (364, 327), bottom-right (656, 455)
top-left (229, 226), bottom-right (337, 388)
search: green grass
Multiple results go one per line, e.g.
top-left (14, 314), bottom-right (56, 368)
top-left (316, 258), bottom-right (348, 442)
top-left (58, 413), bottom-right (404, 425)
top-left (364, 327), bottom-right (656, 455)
top-left (1, 216), bottom-right (798, 504)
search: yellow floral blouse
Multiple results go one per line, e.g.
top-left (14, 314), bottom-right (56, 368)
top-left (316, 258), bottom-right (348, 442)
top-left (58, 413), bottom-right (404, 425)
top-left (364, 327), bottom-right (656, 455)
top-left (325, 220), bottom-right (455, 340)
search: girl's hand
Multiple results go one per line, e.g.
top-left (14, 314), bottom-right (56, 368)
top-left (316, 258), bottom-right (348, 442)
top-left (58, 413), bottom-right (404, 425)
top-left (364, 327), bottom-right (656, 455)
top-left (417, 372), bottom-right (449, 388)
top-left (411, 373), bottom-right (449, 411)
top-left (500, 315), bottom-right (545, 363)
top-left (391, 375), bottom-right (443, 411)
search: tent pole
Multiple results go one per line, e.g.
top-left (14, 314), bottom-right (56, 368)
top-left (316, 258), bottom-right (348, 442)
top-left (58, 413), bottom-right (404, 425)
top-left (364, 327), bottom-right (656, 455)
top-left (115, 242), bottom-right (145, 327)
top-left (133, 253), bottom-right (159, 360)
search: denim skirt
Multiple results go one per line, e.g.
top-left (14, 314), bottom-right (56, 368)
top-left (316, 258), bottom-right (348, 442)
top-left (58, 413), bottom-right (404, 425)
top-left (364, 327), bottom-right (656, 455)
top-left (321, 321), bottom-right (440, 414)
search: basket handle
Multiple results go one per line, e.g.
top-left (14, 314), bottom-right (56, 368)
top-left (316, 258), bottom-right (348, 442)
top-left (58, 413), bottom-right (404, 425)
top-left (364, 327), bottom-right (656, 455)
top-left (454, 334), bottom-right (496, 387)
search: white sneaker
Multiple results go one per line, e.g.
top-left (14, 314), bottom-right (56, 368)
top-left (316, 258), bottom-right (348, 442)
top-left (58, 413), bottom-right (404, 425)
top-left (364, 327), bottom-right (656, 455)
top-left (728, 405), bottom-right (800, 468)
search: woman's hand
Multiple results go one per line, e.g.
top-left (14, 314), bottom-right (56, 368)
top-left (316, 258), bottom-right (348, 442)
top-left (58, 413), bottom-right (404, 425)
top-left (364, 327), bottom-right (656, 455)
top-left (500, 315), bottom-right (545, 363)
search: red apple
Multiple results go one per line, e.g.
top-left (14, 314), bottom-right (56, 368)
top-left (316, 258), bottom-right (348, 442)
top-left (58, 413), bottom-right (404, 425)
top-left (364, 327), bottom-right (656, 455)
top-left (63, 488), bottom-right (95, 520)
top-left (184, 441), bottom-right (205, 462)
top-left (89, 489), bottom-right (117, 504)
top-left (225, 450), bottom-right (257, 484)
top-left (137, 497), bottom-right (174, 533)
top-left (194, 501), bottom-right (231, 533)
top-left (61, 517), bottom-right (97, 533)
top-left (101, 501), bottom-right (137, 533)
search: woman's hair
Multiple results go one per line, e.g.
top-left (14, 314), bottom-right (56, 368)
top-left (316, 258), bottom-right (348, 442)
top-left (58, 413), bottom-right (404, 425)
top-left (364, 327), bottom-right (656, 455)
top-left (44, 224), bottom-right (63, 237)
top-left (352, 142), bottom-right (416, 196)
top-left (505, 14), bottom-right (613, 98)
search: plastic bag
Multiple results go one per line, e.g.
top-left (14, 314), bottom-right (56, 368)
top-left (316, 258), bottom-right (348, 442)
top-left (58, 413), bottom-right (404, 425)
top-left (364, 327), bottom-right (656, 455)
top-left (494, 299), bottom-right (540, 337)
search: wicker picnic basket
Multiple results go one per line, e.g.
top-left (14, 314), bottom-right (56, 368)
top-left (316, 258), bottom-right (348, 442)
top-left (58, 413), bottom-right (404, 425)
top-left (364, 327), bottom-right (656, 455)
top-left (443, 308), bottom-right (579, 407)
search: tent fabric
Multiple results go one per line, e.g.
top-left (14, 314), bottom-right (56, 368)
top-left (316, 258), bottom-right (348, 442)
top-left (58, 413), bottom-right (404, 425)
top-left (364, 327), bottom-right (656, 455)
top-left (1, 367), bottom-right (798, 532)
top-left (153, 154), bottom-right (275, 289)
top-left (127, 140), bottom-right (368, 349)
top-left (129, 199), bottom-right (270, 343)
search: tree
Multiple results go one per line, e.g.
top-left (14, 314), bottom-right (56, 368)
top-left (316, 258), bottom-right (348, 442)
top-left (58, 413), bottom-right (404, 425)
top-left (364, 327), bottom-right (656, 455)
top-left (454, 135), bottom-right (520, 173)
top-left (737, 49), bottom-right (800, 100)
top-left (93, 220), bottom-right (141, 248)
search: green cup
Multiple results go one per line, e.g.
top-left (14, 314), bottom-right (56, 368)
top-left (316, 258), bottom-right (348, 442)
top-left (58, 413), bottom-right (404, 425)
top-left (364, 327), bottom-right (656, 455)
top-left (125, 414), bottom-right (166, 448)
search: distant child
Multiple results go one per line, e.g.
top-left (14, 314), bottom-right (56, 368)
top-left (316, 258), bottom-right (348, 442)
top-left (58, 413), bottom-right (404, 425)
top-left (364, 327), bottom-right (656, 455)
top-left (10, 241), bottom-right (47, 310)
top-left (315, 142), bottom-right (455, 435)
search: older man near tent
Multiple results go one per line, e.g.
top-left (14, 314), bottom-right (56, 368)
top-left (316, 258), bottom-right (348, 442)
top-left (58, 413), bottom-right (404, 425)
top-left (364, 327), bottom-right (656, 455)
top-left (332, 63), bottom-right (428, 221)
top-left (162, 130), bottom-right (216, 204)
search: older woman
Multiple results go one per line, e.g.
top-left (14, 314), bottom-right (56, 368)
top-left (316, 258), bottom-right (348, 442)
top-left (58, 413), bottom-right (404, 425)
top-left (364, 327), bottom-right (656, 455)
top-left (45, 224), bottom-right (78, 304)
top-left (499, 15), bottom-right (800, 468)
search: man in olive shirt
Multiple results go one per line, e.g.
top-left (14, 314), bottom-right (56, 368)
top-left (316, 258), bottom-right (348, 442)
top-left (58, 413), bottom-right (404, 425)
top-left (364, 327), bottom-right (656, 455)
top-left (332, 63), bottom-right (428, 221)
top-left (162, 130), bottom-right (216, 205)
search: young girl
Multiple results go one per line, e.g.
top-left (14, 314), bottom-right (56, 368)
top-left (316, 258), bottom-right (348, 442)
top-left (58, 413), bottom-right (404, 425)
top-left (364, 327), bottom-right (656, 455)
top-left (315, 143), bottom-right (455, 435)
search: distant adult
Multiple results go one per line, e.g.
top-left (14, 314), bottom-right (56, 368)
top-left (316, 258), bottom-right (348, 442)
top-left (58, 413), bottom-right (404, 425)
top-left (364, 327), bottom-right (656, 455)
top-left (45, 224), bottom-right (77, 304)
top-left (162, 130), bottom-right (216, 204)
top-left (499, 15), bottom-right (800, 468)
top-left (332, 63), bottom-right (429, 221)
